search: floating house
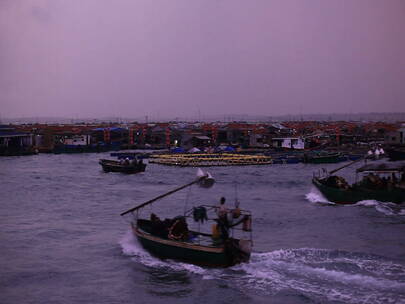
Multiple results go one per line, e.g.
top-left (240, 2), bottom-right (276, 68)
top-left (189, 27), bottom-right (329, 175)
top-left (61, 134), bottom-right (91, 146)
top-left (0, 125), bottom-right (35, 156)
top-left (385, 127), bottom-right (405, 146)
top-left (271, 137), bottom-right (305, 150)
top-left (182, 135), bottom-right (212, 150)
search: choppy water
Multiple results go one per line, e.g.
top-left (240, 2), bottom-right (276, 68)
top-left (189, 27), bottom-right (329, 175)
top-left (1, 153), bottom-right (405, 304)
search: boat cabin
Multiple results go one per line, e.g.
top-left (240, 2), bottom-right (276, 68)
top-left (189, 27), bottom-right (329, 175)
top-left (355, 162), bottom-right (405, 189)
top-left (312, 160), bottom-right (405, 204)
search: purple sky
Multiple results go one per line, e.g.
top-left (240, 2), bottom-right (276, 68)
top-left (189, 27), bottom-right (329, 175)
top-left (1, 0), bottom-right (405, 119)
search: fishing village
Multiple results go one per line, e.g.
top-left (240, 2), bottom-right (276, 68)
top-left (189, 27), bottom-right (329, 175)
top-left (1, 120), bottom-right (405, 159)
top-left (2, 116), bottom-right (405, 264)
top-left (2, 117), bottom-right (405, 302)
top-left (2, 1), bottom-right (405, 303)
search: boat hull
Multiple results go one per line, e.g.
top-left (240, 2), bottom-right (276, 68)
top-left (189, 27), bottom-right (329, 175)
top-left (132, 222), bottom-right (250, 267)
top-left (312, 177), bottom-right (405, 204)
top-left (304, 153), bottom-right (342, 164)
top-left (99, 159), bottom-right (146, 174)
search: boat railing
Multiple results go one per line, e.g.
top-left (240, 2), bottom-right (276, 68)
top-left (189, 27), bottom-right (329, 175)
top-left (183, 204), bottom-right (253, 245)
top-left (126, 203), bottom-right (253, 247)
top-left (313, 168), bottom-right (329, 179)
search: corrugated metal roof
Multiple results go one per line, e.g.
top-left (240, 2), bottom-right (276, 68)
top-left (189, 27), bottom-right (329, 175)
top-left (0, 132), bottom-right (31, 138)
top-left (195, 136), bottom-right (211, 140)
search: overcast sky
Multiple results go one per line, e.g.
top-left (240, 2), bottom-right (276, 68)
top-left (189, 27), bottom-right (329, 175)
top-left (1, 0), bottom-right (405, 120)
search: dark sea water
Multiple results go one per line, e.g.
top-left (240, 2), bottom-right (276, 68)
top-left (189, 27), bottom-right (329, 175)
top-left (1, 153), bottom-right (405, 304)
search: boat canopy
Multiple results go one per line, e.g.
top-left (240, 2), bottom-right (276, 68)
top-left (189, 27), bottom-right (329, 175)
top-left (188, 147), bottom-right (201, 153)
top-left (356, 162), bottom-right (405, 173)
top-left (171, 147), bottom-right (186, 153)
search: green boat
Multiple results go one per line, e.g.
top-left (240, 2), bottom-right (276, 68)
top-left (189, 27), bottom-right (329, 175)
top-left (120, 172), bottom-right (253, 267)
top-left (312, 162), bottom-right (405, 204)
top-left (132, 217), bottom-right (251, 267)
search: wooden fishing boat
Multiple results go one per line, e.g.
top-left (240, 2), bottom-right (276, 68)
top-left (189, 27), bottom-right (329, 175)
top-left (99, 159), bottom-right (146, 174)
top-left (312, 161), bottom-right (405, 204)
top-left (120, 173), bottom-right (253, 267)
top-left (132, 217), bottom-right (251, 267)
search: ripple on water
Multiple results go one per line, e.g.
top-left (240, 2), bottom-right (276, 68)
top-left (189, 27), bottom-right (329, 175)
top-left (2, 154), bottom-right (405, 304)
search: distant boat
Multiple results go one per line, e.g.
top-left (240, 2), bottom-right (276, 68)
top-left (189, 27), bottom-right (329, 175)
top-left (110, 152), bottom-right (150, 159)
top-left (99, 159), bottom-right (146, 174)
top-left (304, 152), bottom-right (342, 164)
top-left (272, 156), bottom-right (302, 164)
top-left (312, 161), bottom-right (405, 204)
top-left (120, 173), bottom-right (253, 267)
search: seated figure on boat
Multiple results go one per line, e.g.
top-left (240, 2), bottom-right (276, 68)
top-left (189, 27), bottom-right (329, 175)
top-left (150, 213), bottom-right (169, 238)
top-left (324, 176), bottom-right (350, 190)
top-left (168, 216), bottom-right (189, 241)
top-left (360, 173), bottom-right (384, 189)
top-left (357, 173), bottom-right (403, 191)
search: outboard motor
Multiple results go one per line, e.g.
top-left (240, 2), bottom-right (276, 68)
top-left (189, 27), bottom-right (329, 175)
top-left (197, 169), bottom-right (215, 188)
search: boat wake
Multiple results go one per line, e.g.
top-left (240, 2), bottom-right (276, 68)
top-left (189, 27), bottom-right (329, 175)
top-left (306, 188), bottom-right (405, 216)
top-left (119, 232), bottom-right (405, 303)
top-left (234, 248), bottom-right (405, 304)
top-left (352, 200), bottom-right (405, 216)
top-left (119, 230), bottom-right (206, 275)
top-left (305, 190), bottom-right (335, 205)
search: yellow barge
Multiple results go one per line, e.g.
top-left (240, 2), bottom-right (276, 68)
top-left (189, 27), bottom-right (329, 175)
top-left (149, 153), bottom-right (273, 167)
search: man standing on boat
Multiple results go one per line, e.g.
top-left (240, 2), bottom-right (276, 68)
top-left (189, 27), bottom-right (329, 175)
top-left (216, 197), bottom-right (228, 218)
top-left (216, 197), bottom-right (230, 240)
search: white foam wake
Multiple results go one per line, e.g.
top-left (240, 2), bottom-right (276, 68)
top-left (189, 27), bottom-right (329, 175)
top-left (306, 189), bottom-right (405, 216)
top-left (352, 200), bottom-right (405, 216)
top-left (119, 230), bottom-right (207, 275)
top-left (305, 188), bottom-right (335, 205)
top-left (236, 248), bottom-right (405, 304)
